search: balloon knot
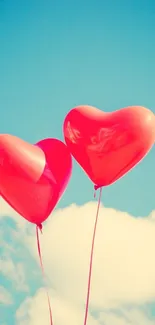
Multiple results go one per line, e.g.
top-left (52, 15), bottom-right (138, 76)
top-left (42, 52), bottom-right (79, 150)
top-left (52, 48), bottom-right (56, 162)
top-left (94, 184), bottom-right (101, 191)
top-left (94, 184), bottom-right (102, 198)
top-left (37, 223), bottom-right (43, 233)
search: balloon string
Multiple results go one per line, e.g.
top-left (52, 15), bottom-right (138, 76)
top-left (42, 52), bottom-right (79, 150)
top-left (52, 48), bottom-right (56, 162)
top-left (36, 225), bottom-right (53, 325)
top-left (83, 187), bottom-right (102, 325)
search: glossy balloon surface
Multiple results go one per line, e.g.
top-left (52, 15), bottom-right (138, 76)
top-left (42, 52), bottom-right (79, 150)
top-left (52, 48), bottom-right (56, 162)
top-left (0, 135), bottom-right (72, 225)
top-left (63, 105), bottom-right (155, 186)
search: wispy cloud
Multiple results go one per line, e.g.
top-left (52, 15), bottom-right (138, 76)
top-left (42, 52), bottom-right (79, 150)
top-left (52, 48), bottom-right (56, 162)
top-left (0, 259), bottom-right (29, 293)
top-left (0, 286), bottom-right (13, 305)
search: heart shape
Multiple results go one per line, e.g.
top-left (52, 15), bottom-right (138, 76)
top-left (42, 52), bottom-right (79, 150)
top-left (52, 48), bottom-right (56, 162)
top-left (63, 105), bottom-right (155, 187)
top-left (0, 135), bottom-right (72, 225)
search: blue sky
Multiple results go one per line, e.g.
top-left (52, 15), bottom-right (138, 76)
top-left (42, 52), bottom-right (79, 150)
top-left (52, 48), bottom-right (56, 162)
top-left (0, 0), bottom-right (155, 324)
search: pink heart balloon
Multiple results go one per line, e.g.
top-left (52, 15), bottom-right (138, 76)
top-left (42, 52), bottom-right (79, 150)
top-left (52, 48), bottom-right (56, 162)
top-left (63, 105), bottom-right (155, 186)
top-left (0, 134), bottom-right (72, 225)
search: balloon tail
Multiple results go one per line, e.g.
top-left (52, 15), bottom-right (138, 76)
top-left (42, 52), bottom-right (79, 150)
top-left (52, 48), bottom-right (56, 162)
top-left (36, 225), bottom-right (53, 325)
top-left (83, 187), bottom-right (102, 325)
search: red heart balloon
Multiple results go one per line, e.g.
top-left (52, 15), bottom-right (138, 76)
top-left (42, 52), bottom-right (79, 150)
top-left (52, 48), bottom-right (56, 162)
top-left (0, 135), bottom-right (72, 225)
top-left (63, 105), bottom-right (155, 187)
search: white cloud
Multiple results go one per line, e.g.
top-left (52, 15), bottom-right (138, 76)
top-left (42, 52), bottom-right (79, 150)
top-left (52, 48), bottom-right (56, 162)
top-left (16, 289), bottom-right (98, 325)
top-left (0, 286), bottom-right (13, 305)
top-left (23, 202), bottom-right (155, 308)
top-left (1, 198), bottom-right (155, 324)
top-left (98, 308), bottom-right (155, 325)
